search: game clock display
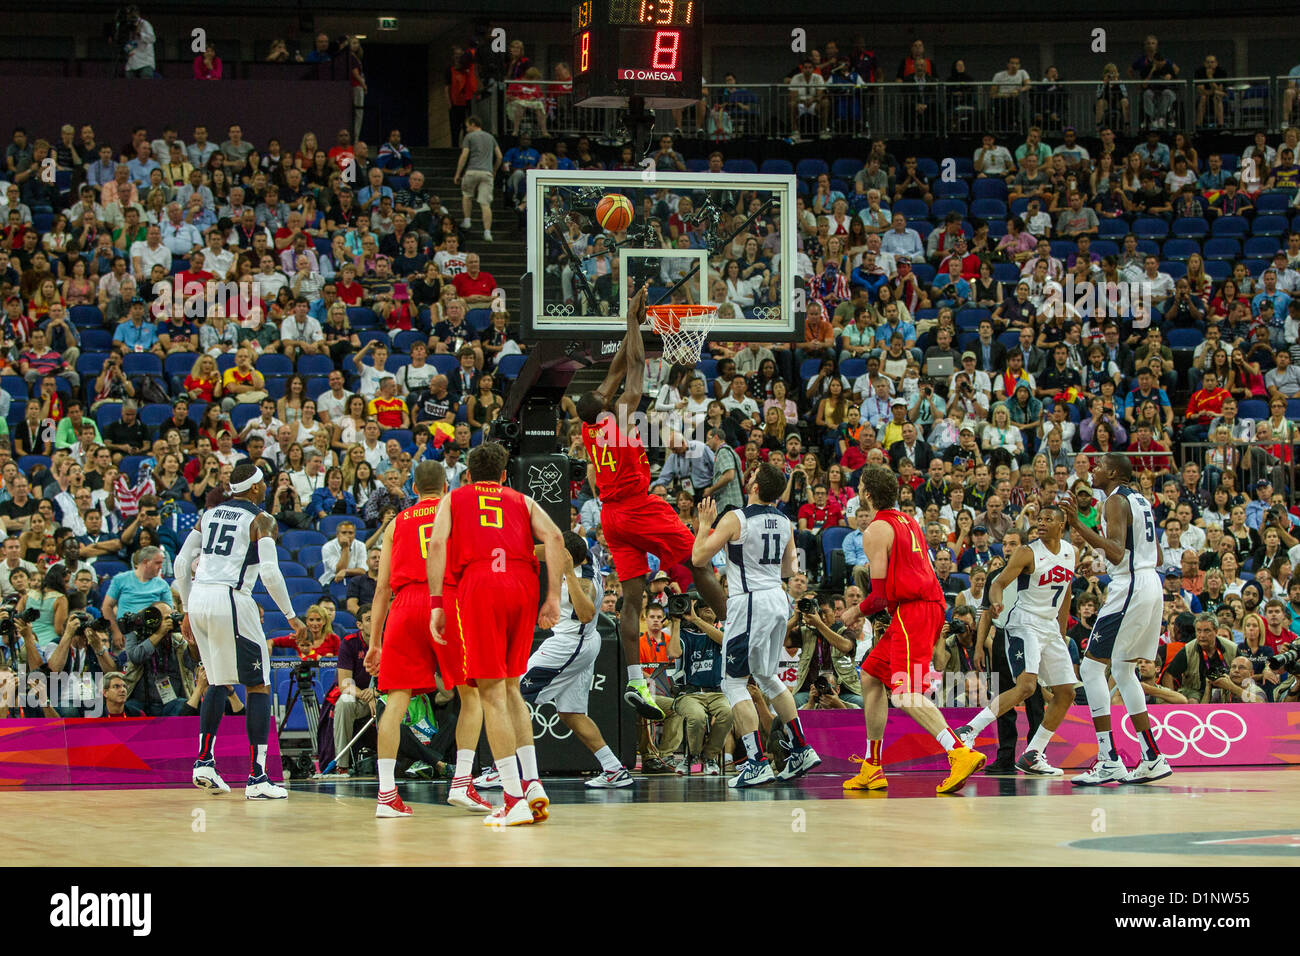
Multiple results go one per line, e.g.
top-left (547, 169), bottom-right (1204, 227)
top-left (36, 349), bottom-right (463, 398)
top-left (571, 0), bottom-right (702, 108)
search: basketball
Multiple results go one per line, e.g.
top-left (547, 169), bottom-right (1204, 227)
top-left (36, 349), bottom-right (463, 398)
top-left (595, 192), bottom-right (634, 231)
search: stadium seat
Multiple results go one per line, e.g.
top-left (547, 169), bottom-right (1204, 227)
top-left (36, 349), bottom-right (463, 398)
top-left (969, 199), bottom-right (1007, 220)
top-left (94, 403), bottom-right (123, 430)
top-left (120, 455), bottom-right (145, 477)
top-left (384, 355), bottom-right (411, 374)
top-left (333, 611), bottom-right (358, 634)
top-left (955, 308), bottom-right (990, 331)
top-left (795, 158), bottom-right (828, 180)
top-left (1166, 328), bottom-right (1203, 348)
top-left (297, 354), bottom-right (333, 376)
top-left (77, 352), bottom-right (110, 378)
top-left (1203, 238), bottom-right (1240, 260)
top-left (1238, 399), bottom-right (1269, 420)
top-left (1210, 216), bottom-right (1248, 237)
top-left (840, 359), bottom-right (866, 380)
top-left (1161, 260), bottom-right (1187, 280)
top-left (230, 405), bottom-right (260, 430)
top-left (123, 354), bottom-right (162, 376)
top-left (1255, 192), bottom-right (1292, 214)
top-left (347, 307), bottom-right (379, 328)
top-left (17, 454), bottom-right (49, 474)
top-left (1098, 218), bottom-right (1129, 237)
top-left (497, 354), bottom-right (527, 380)
top-left (466, 308), bottom-right (492, 333)
top-left (915, 158), bottom-right (940, 179)
top-left (279, 561), bottom-right (308, 578)
top-left (329, 580), bottom-right (350, 604)
top-left (971, 178), bottom-right (1008, 201)
top-left (1252, 215), bottom-right (1288, 237)
top-left (1288, 400), bottom-right (1300, 420)
top-left (285, 578), bottom-right (323, 596)
top-left (281, 530), bottom-right (326, 551)
top-left (932, 180), bottom-right (969, 200)
top-left (992, 263), bottom-right (1020, 284)
top-left (290, 592), bottom-right (319, 616)
top-left (216, 353), bottom-right (235, 372)
top-left (723, 158), bottom-right (757, 174)
top-left (93, 559), bottom-right (128, 579)
top-left (256, 354), bottom-right (293, 375)
top-left (1171, 217), bottom-right (1209, 239)
top-left (1244, 236), bottom-right (1281, 258)
top-left (163, 352), bottom-right (195, 382)
top-left (997, 331), bottom-right (1020, 349)
top-left (429, 355), bottom-right (458, 376)
top-left (893, 199), bottom-right (929, 219)
top-left (910, 263), bottom-right (936, 286)
top-left (1204, 260), bottom-right (1231, 280)
top-left (1162, 239), bottom-right (1199, 261)
top-left (1048, 240), bottom-right (1075, 260)
top-left (1132, 218), bottom-right (1168, 239)
top-left (393, 330), bottom-right (424, 353)
top-left (930, 199), bottom-right (967, 219)
top-left (187, 402), bottom-right (208, 424)
top-left (70, 305), bottom-right (103, 328)
top-left (264, 376), bottom-right (287, 400)
top-left (684, 158), bottom-right (708, 172)
top-left (759, 158), bottom-right (794, 175)
top-left (821, 527), bottom-right (851, 590)
top-left (1135, 239), bottom-right (1161, 258)
top-left (139, 404), bottom-right (172, 428)
top-left (253, 592), bottom-right (279, 612)
top-left (799, 359), bottom-right (821, 381)
top-left (358, 330), bottom-right (388, 348)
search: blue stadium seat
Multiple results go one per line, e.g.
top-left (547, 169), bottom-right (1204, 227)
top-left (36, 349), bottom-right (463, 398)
top-left (992, 263), bottom-right (1020, 284)
top-left (1244, 236), bottom-right (1280, 258)
top-left (297, 546), bottom-right (323, 573)
top-left (1252, 215), bottom-right (1288, 237)
top-left (997, 331), bottom-right (1020, 349)
top-left (955, 308), bottom-right (991, 330)
top-left (1255, 192), bottom-right (1292, 214)
top-left (139, 404), bottom-right (172, 428)
top-left (953, 158), bottom-right (975, 178)
top-left (305, 376), bottom-right (330, 399)
top-left (1167, 328), bottom-right (1203, 348)
top-left (1171, 217), bottom-right (1209, 239)
top-left (163, 352), bottom-right (195, 382)
top-left (290, 592), bottom-right (319, 616)
top-left (684, 158), bottom-right (708, 172)
top-left (263, 611), bottom-right (289, 635)
top-left (723, 158), bottom-right (757, 174)
top-left (2, 375), bottom-right (26, 401)
top-left (93, 559), bottom-right (128, 579)
top-left (17, 454), bottom-right (49, 474)
top-left (1098, 218), bottom-right (1129, 237)
top-left (1238, 400), bottom-right (1269, 420)
top-left (911, 263), bottom-right (936, 286)
top-left (1204, 260), bottom-right (1231, 280)
top-left (931, 199), bottom-right (967, 219)
top-left (932, 180), bottom-right (969, 200)
top-left (1211, 216), bottom-right (1249, 237)
top-left (329, 580), bottom-right (350, 604)
top-left (915, 158), bottom-right (940, 179)
top-left (759, 158), bottom-right (794, 175)
top-left (70, 305), bottom-right (103, 328)
top-left (1091, 240), bottom-right (1119, 258)
top-left (496, 354), bottom-right (527, 380)
top-left (969, 198), bottom-right (1007, 220)
top-left (94, 403), bottom-right (123, 430)
top-left (282, 530), bottom-right (326, 551)
top-left (1242, 258), bottom-right (1270, 276)
top-left (187, 402), bottom-right (208, 424)
top-left (429, 355), bottom-right (458, 376)
top-left (77, 352), bottom-right (110, 377)
top-left (230, 405), bottom-right (260, 430)
top-left (1048, 240), bottom-right (1075, 260)
top-left (334, 611), bottom-right (357, 634)
top-left (120, 454), bottom-right (145, 477)
top-left (123, 354), bottom-right (162, 376)
top-left (393, 330), bottom-right (424, 353)
top-left (795, 158), bottom-right (828, 180)
top-left (1132, 218), bottom-right (1168, 239)
top-left (1203, 238), bottom-right (1240, 260)
top-left (317, 515), bottom-right (360, 539)
top-left (893, 199), bottom-right (929, 219)
top-left (1162, 239), bottom-right (1199, 261)
top-left (840, 359), bottom-right (866, 380)
top-left (466, 309), bottom-right (492, 333)
top-left (798, 359), bottom-right (821, 382)
top-left (256, 354), bottom-right (293, 376)
top-left (970, 178), bottom-right (1008, 202)
top-left (215, 353), bottom-right (235, 372)
top-left (279, 561), bottom-right (308, 578)
top-left (830, 158), bottom-right (861, 179)
top-left (1135, 239), bottom-right (1161, 258)
top-left (253, 592), bottom-right (279, 612)
top-left (297, 354), bottom-right (333, 376)
top-left (821, 527), bottom-right (851, 585)
top-left (1287, 399), bottom-right (1300, 420)
top-left (285, 578), bottom-right (323, 596)
top-left (264, 376), bottom-right (287, 400)
top-left (1161, 260), bottom-right (1187, 279)
top-left (347, 307), bottom-right (379, 328)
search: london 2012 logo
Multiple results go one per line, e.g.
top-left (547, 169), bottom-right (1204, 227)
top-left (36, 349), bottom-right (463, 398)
top-left (1120, 709), bottom-right (1247, 759)
top-left (527, 463), bottom-right (564, 504)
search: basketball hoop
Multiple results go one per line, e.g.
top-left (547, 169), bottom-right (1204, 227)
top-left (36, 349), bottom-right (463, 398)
top-left (645, 304), bottom-right (717, 366)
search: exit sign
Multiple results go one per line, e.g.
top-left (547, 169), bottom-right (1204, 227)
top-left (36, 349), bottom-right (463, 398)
top-left (378, 17), bottom-right (398, 30)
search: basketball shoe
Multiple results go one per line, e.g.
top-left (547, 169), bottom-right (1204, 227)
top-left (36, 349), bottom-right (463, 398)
top-left (728, 758), bottom-right (775, 788)
top-left (245, 774), bottom-right (289, 799)
top-left (484, 795), bottom-right (534, 826)
top-left (776, 745), bottom-right (822, 781)
top-left (585, 768), bottom-right (635, 788)
top-left (1071, 757), bottom-right (1128, 786)
top-left (192, 759), bottom-right (230, 794)
top-left (376, 789), bottom-right (414, 817)
top-left (524, 779), bottom-right (550, 821)
top-left (842, 757), bottom-right (888, 791)
top-left (1015, 750), bottom-right (1064, 776)
top-left (936, 747), bottom-right (986, 794)
top-left (448, 780), bottom-right (494, 811)
top-left (1121, 755), bottom-right (1173, 784)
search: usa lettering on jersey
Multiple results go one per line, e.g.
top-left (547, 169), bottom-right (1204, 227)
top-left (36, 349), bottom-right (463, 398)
top-left (1037, 566), bottom-right (1075, 587)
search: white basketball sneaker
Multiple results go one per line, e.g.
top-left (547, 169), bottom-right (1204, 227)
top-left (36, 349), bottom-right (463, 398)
top-left (245, 774), bottom-right (289, 799)
top-left (584, 768), bottom-right (635, 788)
top-left (192, 759), bottom-right (230, 794)
top-left (1014, 750), bottom-right (1064, 776)
top-left (1070, 758), bottom-right (1128, 786)
top-left (483, 798), bottom-right (534, 827)
top-left (1121, 755), bottom-right (1173, 784)
top-left (473, 766), bottom-right (502, 789)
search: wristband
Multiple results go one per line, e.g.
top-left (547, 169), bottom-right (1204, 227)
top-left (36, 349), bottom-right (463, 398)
top-left (429, 596), bottom-right (442, 610)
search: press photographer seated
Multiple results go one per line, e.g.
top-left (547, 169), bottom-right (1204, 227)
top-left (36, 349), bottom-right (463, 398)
top-left (1161, 613), bottom-right (1243, 704)
top-left (787, 593), bottom-right (863, 708)
top-left (102, 547), bottom-right (192, 716)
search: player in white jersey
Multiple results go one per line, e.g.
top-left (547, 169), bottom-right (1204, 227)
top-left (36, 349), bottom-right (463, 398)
top-left (520, 531), bottom-right (634, 789)
top-left (175, 463), bottom-right (306, 799)
top-left (1065, 453), bottom-right (1173, 786)
top-left (692, 464), bottom-right (820, 788)
top-left (956, 503), bottom-right (1078, 775)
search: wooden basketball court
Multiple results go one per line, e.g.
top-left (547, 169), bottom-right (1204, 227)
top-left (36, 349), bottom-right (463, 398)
top-left (6, 768), bottom-right (1298, 866)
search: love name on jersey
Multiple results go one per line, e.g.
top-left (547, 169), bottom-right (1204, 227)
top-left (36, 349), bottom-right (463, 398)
top-left (1037, 566), bottom-right (1074, 586)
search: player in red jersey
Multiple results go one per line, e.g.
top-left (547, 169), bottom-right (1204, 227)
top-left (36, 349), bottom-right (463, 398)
top-left (573, 282), bottom-right (727, 719)
top-left (426, 442), bottom-right (565, 828)
top-left (364, 460), bottom-right (491, 817)
top-left (839, 465), bottom-right (986, 795)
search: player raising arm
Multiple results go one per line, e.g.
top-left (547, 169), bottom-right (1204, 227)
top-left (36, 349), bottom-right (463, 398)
top-left (574, 280), bottom-right (728, 720)
top-left (426, 442), bottom-right (565, 827)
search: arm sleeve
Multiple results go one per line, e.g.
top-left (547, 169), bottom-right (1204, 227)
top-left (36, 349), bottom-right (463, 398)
top-left (173, 529), bottom-right (201, 604)
top-left (259, 536), bottom-right (295, 619)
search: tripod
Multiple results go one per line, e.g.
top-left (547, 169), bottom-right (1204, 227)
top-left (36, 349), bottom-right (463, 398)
top-left (277, 660), bottom-right (323, 776)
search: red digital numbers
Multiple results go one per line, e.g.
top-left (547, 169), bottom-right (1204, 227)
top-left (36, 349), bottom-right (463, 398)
top-left (579, 30), bottom-right (590, 72)
top-left (652, 30), bottom-right (679, 70)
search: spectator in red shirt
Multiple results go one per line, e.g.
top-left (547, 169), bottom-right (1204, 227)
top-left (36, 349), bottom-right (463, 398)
top-left (1262, 600), bottom-right (1298, 653)
top-left (271, 604), bottom-right (341, 659)
top-left (796, 483), bottom-right (844, 583)
top-left (334, 262), bottom-right (364, 306)
top-left (1127, 423), bottom-right (1172, 478)
top-left (1182, 369), bottom-right (1228, 442)
top-left (449, 252), bottom-right (495, 309)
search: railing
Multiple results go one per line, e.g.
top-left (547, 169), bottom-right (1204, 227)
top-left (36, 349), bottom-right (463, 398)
top-left (494, 76), bottom-right (1299, 142)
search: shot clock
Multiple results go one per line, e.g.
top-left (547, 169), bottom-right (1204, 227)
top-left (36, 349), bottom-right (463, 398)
top-left (571, 0), bottom-right (703, 107)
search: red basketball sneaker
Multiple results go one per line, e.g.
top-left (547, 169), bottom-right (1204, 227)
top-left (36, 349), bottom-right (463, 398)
top-left (483, 795), bottom-right (534, 827)
top-left (376, 789), bottom-right (414, 818)
top-left (524, 779), bottom-right (550, 823)
top-left (448, 780), bottom-right (493, 812)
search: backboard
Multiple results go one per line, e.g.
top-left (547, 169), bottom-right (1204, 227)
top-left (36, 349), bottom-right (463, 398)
top-left (521, 168), bottom-right (798, 343)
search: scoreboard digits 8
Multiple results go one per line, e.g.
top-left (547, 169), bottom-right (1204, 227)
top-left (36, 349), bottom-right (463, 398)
top-left (571, 0), bottom-right (702, 108)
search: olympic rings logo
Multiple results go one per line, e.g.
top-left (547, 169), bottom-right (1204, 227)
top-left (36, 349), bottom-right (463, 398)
top-left (544, 304), bottom-right (576, 316)
top-left (750, 307), bottom-right (783, 321)
top-left (1119, 709), bottom-right (1248, 760)
top-left (528, 700), bottom-right (573, 740)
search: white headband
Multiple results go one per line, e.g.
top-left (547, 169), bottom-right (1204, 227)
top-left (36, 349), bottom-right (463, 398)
top-left (229, 467), bottom-right (264, 493)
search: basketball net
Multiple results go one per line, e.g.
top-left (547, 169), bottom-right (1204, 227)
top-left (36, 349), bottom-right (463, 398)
top-left (644, 304), bottom-right (717, 366)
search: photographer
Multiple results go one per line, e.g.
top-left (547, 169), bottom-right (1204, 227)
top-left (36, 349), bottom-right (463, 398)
top-left (1160, 613), bottom-right (1240, 703)
top-left (45, 611), bottom-right (118, 716)
top-left (1110, 659), bottom-right (1189, 705)
top-left (658, 598), bottom-right (732, 775)
top-left (790, 595), bottom-right (863, 708)
top-left (933, 607), bottom-right (981, 704)
top-left (105, 547), bottom-right (187, 714)
top-left (119, 6), bottom-right (157, 79)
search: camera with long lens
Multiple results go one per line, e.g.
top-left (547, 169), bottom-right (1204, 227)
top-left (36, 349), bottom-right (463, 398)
top-left (948, 618), bottom-right (969, 637)
top-left (1269, 646), bottom-right (1300, 672)
top-left (118, 606), bottom-right (163, 637)
top-left (796, 596), bottom-right (819, 614)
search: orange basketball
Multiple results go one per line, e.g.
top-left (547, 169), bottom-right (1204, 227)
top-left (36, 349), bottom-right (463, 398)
top-left (595, 193), bottom-right (634, 231)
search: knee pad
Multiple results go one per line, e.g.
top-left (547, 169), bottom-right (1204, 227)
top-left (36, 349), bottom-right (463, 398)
top-left (754, 675), bottom-right (785, 701)
top-left (1111, 661), bottom-right (1148, 717)
top-left (1079, 656), bottom-right (1111, 716)
top-left (720, 676), bottom-right (751, 708)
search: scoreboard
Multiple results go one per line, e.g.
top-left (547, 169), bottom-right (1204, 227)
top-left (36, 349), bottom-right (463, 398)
top-left (571, 0), bottom-right (703, 108)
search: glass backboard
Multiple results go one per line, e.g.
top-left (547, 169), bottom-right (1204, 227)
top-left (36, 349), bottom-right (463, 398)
top-left (521, 168), bottom-right (797, 342)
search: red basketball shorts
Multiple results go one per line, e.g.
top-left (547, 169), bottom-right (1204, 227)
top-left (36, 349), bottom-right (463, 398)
top-left (378, 585), bottom-right (439, 696)
top-left (601, 493), bottom-right (694, 581)
top-left (436, 586), bottom-right (468, 689)
top-left (861, 599), bottom-right (945, 693)
top-left (458, 564), bottom-right (540, 680)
